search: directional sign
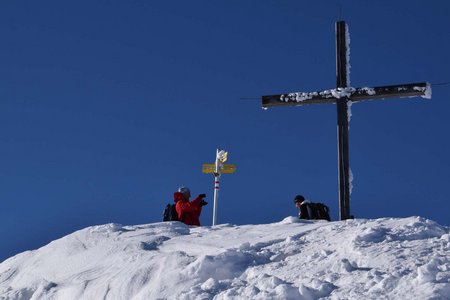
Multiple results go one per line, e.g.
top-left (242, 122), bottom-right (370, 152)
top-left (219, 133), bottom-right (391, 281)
top-left (217, 150), bottom-right (228, 163)
top-left (202, 163), bottom-right (236, 174)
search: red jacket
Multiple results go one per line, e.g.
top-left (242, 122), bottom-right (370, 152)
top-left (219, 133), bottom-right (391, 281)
top-left (174, 192), bottom-right (203, 226)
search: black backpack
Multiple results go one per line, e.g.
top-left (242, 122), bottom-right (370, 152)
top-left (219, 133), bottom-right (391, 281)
top-left (163, 204), bottom-right (179, 222)
top-left (309, 203), bottom-right (331, 221)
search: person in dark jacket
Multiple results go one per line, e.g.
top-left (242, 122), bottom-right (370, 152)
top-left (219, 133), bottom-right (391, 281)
top-left (174, 186), bottom-right (207, 226)
top-left (294, 195), bottom-right (313, 220)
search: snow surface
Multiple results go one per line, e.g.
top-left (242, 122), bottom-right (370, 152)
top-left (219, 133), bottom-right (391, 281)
top-left (331, 87), bottom-right (354, 99)
top-left (280, 87), bottom-right (356, 103)
top-left (361, 87), bottom-right (376, 96)
top-left (280, 91), bottom-right (319, 102)
top-left (1, 217), bottom-right (450, 299)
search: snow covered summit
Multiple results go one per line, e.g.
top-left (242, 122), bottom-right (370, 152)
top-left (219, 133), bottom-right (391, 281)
top-left (1, 217), bottom-right (449, 299)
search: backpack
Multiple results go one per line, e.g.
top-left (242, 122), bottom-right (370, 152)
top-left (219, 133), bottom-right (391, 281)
top-left (309, 203), bottom-right (331, 221)
top-left (163, 204), bottom-right (179, 222)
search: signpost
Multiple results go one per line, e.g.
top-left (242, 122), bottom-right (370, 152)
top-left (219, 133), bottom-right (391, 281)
top-left (202, 163), bottom-right (236, 174)
top-left (202, 149), bottom-right (236, 226)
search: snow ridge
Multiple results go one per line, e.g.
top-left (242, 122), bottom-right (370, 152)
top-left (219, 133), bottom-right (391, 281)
top-left (0, 217), bottom-right (449, 299)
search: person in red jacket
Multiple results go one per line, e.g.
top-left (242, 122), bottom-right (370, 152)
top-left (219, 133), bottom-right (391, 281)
top-left (174, 186), bottom-right (207, 226)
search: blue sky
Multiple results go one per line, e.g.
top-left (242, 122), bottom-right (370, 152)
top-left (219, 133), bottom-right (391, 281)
top-left (1, 1), bottom-right (450, 262)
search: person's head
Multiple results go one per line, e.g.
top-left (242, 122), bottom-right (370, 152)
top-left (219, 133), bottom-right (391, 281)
top-left (294, 195), bottom-right (305, 208)
top-left (178, 186), bottom-right (191, 200)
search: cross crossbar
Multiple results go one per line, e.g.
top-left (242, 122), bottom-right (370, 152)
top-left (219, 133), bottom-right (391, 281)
top-left (262, 82), bottom-right (430, 108)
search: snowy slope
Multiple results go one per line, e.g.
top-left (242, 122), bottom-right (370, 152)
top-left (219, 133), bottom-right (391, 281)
top-left (1, 217), bottom-right (449, 299)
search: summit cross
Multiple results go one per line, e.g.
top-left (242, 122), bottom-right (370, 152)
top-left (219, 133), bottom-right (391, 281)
top-left (262, 21), bottom-right (431, 221)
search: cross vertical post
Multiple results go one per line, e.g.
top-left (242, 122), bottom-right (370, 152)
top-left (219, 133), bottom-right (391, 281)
top-left (336, 21), bottom-right (351, 220)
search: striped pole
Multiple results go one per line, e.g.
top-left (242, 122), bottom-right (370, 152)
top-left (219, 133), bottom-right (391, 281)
top-left (212, 175), bottom-right (220, 226)
top-left (212, 149), bottom-right (220, 226)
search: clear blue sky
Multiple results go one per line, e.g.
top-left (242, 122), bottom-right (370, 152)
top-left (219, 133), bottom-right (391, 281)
top-left (1, 1), bottom-right (450, 262)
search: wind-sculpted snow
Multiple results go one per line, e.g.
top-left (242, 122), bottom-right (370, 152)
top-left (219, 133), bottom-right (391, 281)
top-left (0, 217), bottom-right (449, 299)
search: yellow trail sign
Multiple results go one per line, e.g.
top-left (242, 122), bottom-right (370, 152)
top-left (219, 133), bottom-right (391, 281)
top-left (202, 164), bottom-right (236, 174)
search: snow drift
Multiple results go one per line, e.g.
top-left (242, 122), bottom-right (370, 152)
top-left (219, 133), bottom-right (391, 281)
top-left (1, 217), bottom-right (449, 299)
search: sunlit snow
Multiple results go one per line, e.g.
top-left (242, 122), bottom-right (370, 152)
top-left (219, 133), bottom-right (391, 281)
top-left (1, 217), bottom-right (449, 299)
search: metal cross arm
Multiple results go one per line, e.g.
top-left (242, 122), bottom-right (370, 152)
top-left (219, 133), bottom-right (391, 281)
top-left (262, 82), bottom-right (431, 108)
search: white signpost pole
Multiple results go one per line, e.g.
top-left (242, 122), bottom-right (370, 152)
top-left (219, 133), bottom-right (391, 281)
top-left (213, 149), bottom-right (222, 226)
top-left (212, 149), bottom-right (220, 226)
